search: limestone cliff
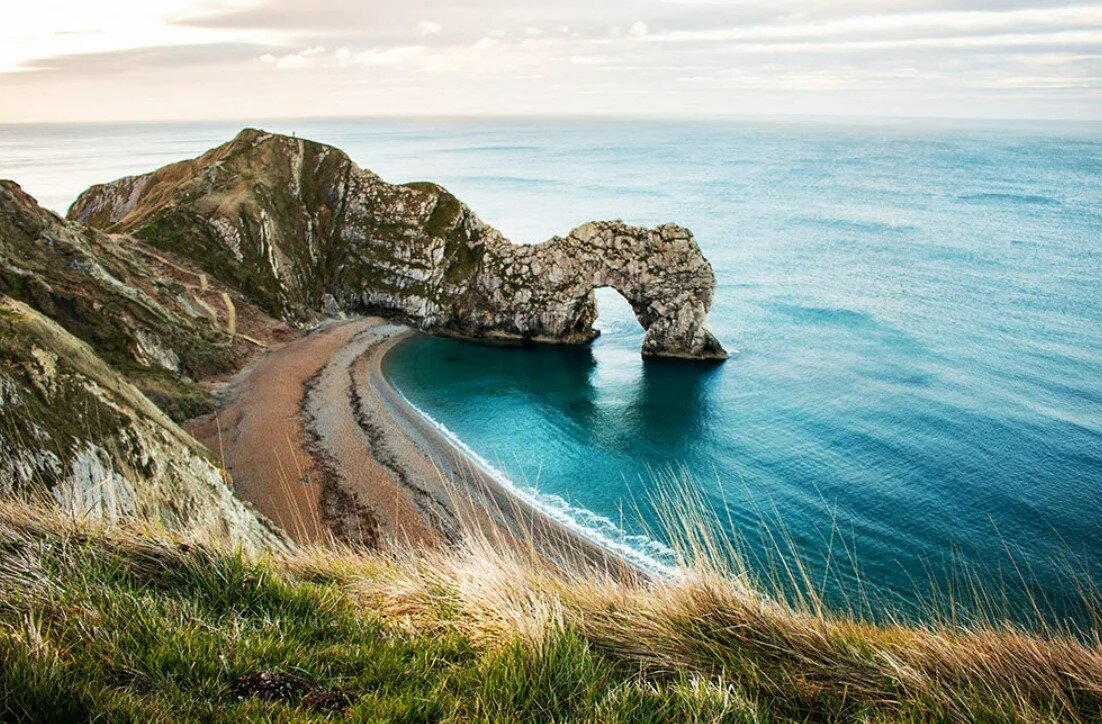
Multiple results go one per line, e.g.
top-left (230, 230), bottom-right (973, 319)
top-left (69, 129), bottom-right (726, 360)
top-left (0, 296), bottom-right (285, 553)
top-left (1, 180), bottom-right (291, 419)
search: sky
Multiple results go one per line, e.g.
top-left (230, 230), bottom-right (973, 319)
top-left (1, 0), bottom-right (1100, 122)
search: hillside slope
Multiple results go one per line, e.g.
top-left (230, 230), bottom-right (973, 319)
top-left (2, 502), bottom-right (1099, 722)
top-left (0, 296), bottom-right (284, 552)
top-left (1, 180), bottom-right (291, 420)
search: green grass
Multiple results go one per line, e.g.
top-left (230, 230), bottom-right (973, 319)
top-left (1, 501), bottom-right (1099, 722)
top-left (0, 504), bottom-right (763, 722)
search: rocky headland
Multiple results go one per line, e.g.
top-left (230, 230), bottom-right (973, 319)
top-left (70, 128), bottom-right (727, 360)
top-left (1, 128), bottom-right (727, 555)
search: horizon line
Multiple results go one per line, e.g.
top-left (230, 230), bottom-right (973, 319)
top-left (2, 110), bottom-right (1100, 128)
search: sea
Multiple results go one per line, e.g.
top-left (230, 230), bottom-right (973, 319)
top-left (2, 116), bottom-right (1100, 626)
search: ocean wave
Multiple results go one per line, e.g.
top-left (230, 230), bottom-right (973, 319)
top-left (594, 318), bottom-right (645, 339)
top-left (791, 215), bottom-right (916, 235)
top-left (767, 302), bottom-right (876, 329)
top-left (959, 192), bottom-right (1061, 206)
top-left (394, 390), bottom-right (681, 577)
top-left (449, 174), bottom-right (567, 189)
top-left (440, 145), bottom-right (545, 154)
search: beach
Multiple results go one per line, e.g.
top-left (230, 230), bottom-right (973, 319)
top-left (188, 317), bottom-right (644, 577)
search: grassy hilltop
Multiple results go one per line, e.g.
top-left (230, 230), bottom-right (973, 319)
top-left (2, 500), bottom-right (1100, 722)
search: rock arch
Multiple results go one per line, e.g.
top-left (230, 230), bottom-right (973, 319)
top-left (68, 129), bottom-right (727, 361)
top-left (454, 221), bottom-right (728, 360)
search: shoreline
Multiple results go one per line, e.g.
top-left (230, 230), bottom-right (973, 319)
top-left (364, 327), bottom-right (654, 579)
top-left (191, 317), bottom-right (647, 579)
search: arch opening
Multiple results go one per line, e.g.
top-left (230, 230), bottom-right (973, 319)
top-left (593, 286), bottom-right (647, 340)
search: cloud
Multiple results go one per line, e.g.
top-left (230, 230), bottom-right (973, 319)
top-left (416, 21), bottom-right (442, 36)
top-left (18, 41), bottom-right (271, 75)
top-left (643, 5), bottom-right (1102, 45)
top-left (3, 0), bottom-right (1101, 121)
top-left (259, 44), bottom-right (326, 68)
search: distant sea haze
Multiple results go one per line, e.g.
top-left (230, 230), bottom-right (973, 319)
top-left (6, 117), bottom-right (1100, 625)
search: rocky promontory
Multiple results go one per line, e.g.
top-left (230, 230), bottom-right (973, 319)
top-left (0, 130), bottom-right (728, 554)
top-left (69, 129), bottom-right (726, 360)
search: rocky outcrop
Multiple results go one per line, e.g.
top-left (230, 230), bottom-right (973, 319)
top-left (1, 180), bottom-right (292, 419)
top-left (69, 129), bottom-right (726, 360)
top-left (0, 296), bottom-right (286, 554)
top-left (0, 182), bottom-right (288, 552)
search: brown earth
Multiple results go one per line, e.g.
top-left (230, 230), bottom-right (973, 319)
top-left (187, 316), bottom-right (643, 580)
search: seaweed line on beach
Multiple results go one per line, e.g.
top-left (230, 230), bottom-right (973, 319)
top-left (299, 357), bottom-right (382, 549)
top-left (346, 327), bottom-right (463, 544)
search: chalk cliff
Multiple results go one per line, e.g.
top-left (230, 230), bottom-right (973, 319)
top-left (69, 129), bottom-right (726, 360)
top-left (0, 296), bottom-right (285, 553)
top-left (0, 181), bottom-right (287, 551)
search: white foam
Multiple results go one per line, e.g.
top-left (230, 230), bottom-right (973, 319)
top-left (394, 389), bottom-right (681, 577)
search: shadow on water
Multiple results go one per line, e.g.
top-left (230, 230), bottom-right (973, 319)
top-left (622, 357), bottom-right (723, 448)
top-left (419, 334), bottom-right (723, 454)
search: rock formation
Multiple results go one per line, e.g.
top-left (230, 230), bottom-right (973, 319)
top-left (0, 181), bottom-right (288, 552)
top-left (1, 180), bottom-right (291, 419)
top-left (69, 129), bottom-right (727, 360)
top-left (0, 296), bottom-right (285, 554)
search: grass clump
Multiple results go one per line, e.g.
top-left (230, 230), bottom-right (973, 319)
top-left (0, 499), bottom-right (1099, 722)
top-left (0, 503), bottom-right (760, 722)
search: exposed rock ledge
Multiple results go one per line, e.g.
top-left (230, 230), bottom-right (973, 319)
top-left (69, 129), bottom-right (727, 360)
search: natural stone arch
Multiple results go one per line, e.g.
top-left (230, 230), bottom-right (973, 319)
top-left (69, 129), bottom-right (727, 361)
top-left (452, 221), bottom-right (728, 360)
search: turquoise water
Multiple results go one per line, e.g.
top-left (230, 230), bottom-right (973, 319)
top-left (3, 118), bottom-right (1101, 624)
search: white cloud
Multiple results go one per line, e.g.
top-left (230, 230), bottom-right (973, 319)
top-left (703, 29), bottom-right (1102, 55)
top-left (5, 0), bottom-right (1102, 121)
top-left (0, 0), bottom-right (275, 73)
top-left (645, 5), bottom-right (1102, 45)
top-left (416, 21), bottom-right (442, 36)
top-left (353, 45), bottom-right (426, 67)
top-left (259, 44), bottom-right (325, 69)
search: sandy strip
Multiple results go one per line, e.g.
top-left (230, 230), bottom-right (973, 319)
top-left (189, 316), bottom-right (643, 578)
top-left (300, 321), bottom-right (441, 549)
top-left (187, 318), bottom-right (436, 548)
top-left (187, 321), bottom-right (360, 543)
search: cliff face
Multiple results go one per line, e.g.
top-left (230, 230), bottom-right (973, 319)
top-left (0, 296), bottom-right (285, 553)
top-left (1, 181), bottom-right (291, 419)
top-left (0, 181), bottom-right (287, 552)
top-left (69, 129), bottom-right (726, 360)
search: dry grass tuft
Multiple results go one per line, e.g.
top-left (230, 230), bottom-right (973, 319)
top-left (331, 476), bottom-right (1102, 722)
top-left (1, 484), bottom-right (1100, 721)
